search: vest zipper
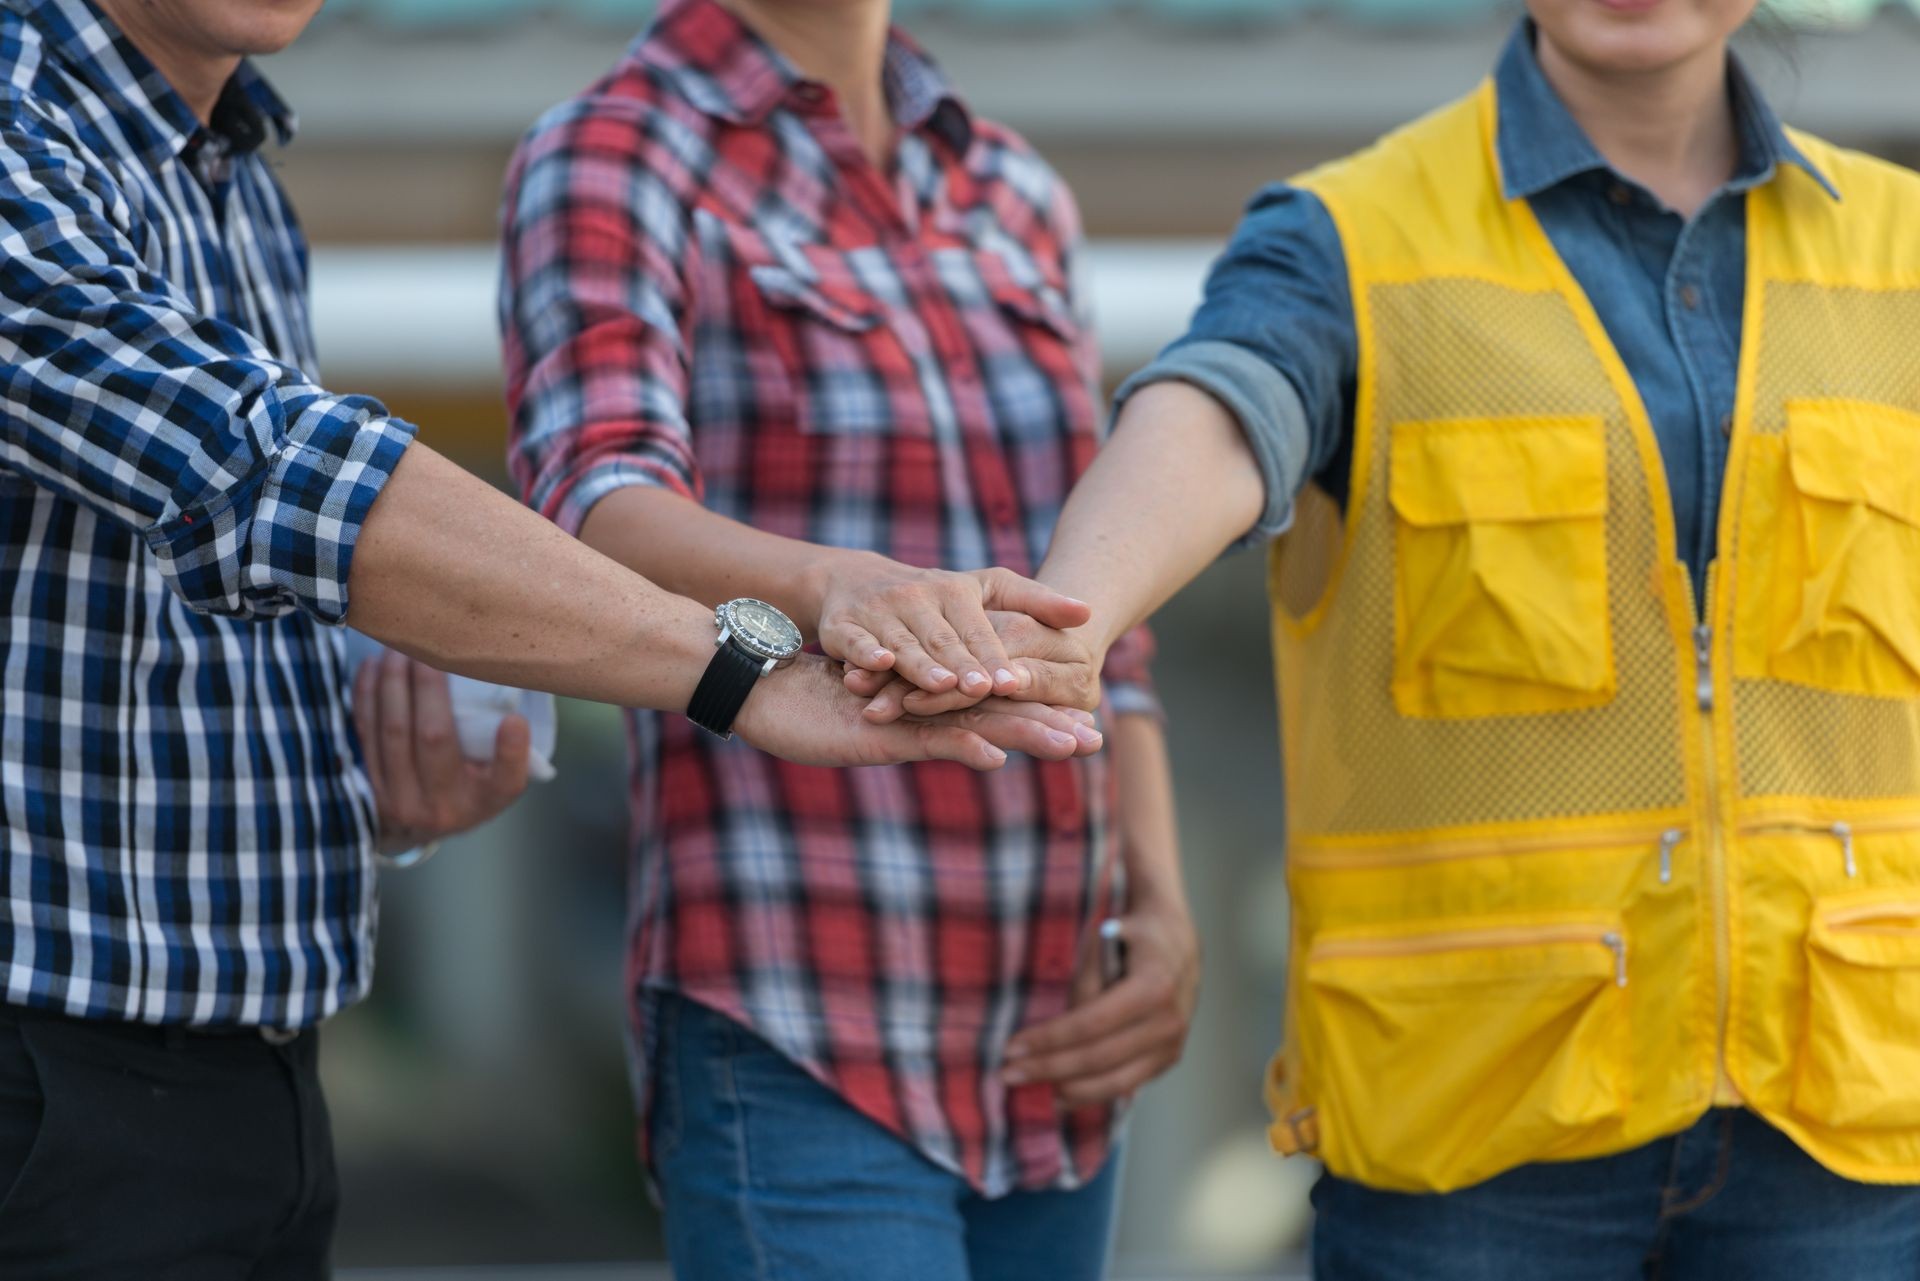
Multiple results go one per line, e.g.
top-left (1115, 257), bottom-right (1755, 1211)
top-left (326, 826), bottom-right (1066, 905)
top-left (1309, 921), bottom-right (1630, 988)
top-left (1737, 813), bottom-right (1920, 879)
top-left (1289, 821), bottom-right (1686, 871)
top-left (1693, 623), bottom-right (1714, 712)
top-left (1691, 565), bottom-right (1737, 1105)
top-left (1658, 828), bottom-right (1685, 885)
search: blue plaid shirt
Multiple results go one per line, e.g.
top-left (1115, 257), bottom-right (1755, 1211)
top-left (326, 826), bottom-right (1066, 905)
top-left (0, 0), bottom-right (415, 1029)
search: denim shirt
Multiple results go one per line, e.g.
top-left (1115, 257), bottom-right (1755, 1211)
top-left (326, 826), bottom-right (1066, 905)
top-left (1126, 20), bottom-right (1839, 607)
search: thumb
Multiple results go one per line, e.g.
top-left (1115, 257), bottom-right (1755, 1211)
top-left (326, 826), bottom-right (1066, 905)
top-left (486, 714), bottom-right (533, 798)
top-left (974, 568), bottom-right (1092, 631)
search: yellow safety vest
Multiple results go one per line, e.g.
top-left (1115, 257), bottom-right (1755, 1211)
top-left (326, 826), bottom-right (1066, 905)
top-left (1264, 79), bottom-right (1920, 1194)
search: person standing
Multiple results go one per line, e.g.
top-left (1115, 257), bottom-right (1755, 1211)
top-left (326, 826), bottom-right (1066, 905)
top-left (0, 0), bottom-right (1099, 1275)
top-left (500, 2), bottom-right (1199, 1277)
top-left (995, 1), bottom-right (1920, 1276)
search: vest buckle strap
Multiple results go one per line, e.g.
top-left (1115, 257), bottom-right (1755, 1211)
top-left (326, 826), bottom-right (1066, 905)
top-left (1275, 1107), bottom-right (1320, 1156)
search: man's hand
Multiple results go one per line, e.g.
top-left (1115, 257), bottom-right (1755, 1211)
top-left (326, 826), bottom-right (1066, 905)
top-left (735, 654), bottom-right (1104, 770)
top-left (848, 611), bottom-right (1105, 719)
top-left (1000, 891), bottom-right (1200, 1108)
top-left (807, 556), bottom-right (1092, 701)
top-left (353, 650), bottom-right (533, 856)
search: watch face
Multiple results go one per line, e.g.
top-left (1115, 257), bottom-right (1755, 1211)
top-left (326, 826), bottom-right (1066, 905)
top-left (723, 598), bottom-right (803, 662)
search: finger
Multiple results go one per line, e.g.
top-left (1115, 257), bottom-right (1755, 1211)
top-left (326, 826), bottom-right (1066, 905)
top-left (959, 698), bottom-right (1103, 755)
top-left (843, 666), bottom-right (894, 699)
top-left (896, 685), bottom-right (981, 717)
top-left (947, 706), bottom-right (1082, 761)
top-left (482, 713), bottom-right (532, 807)
top-left (1055, 1053), bottom-right (1177, 1109)
top-left (861, 679), bottom-right (913, 725)
top-left (941, 591), bottom-right (1018, 695)
top-left (898, 599), bottom-right (994, 700)
top-left (897, 722), bottom-right (1008, 772)
top-left (352, 658), bottom-right (387, 812)
top-left (378, 650), bottom-right (424, 826)
top-left (1007, 658), bottom-right (1100, 712)
top-left (1005, 974), bottom-right (1165, 1060)
top-left (974, 567), bottom-right (1093, 632)
top-left (820, 619), bottom-right (893, 673)
top-left (1003, 1013), bottom-right (1173, 1087)
top-left (874, 629), bottom-right (959, 697)
top-left (409, 661), bottom-right (463, 804)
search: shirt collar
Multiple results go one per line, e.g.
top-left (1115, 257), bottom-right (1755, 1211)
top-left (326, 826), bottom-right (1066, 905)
top-left (633, 0), bottom-right (974, 155)
top-left (3, 0), bottom-right (295, 167)
top-left (1492, 17), bottom-right (1838, 205)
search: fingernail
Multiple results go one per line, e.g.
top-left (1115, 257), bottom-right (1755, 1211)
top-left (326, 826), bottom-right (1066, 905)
top-left (929, 666), bottom-right (954, 684)
top-left (962, 671), bottom-right (990, 693)
top-left (1074, 724), bottom-right (1103, 747)
top-left (983, 746), bottom-right (1008, 764)
top-left (872, 649), bottom-right (890, 665)
top-left (1002, 1066), bottom-right (1028, 1085)
top-left (995, 668), bottom-right (1016, 688)
top-left (1005, 1041), bottom-right (1029, 1060)
top-left (1047, 730), bottom-right (1075, 750)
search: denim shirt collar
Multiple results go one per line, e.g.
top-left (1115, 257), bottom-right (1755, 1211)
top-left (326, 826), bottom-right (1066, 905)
top-left (1493, 19), bottom-right (1838, 205)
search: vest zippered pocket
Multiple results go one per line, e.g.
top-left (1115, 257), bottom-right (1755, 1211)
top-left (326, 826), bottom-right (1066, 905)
top-left (1300, 916), bottom-right (1631, 1191)
top-left (1387, 414), bottom-right (1616, 719)
top-left (1794, 890), bottom-right (1920, 1130)
top-left (1291, 820), bottom-right (1686, 874)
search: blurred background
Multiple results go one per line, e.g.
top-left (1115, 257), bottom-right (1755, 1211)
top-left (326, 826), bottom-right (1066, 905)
top-left (259, 1), bottom-right (1920, 1274)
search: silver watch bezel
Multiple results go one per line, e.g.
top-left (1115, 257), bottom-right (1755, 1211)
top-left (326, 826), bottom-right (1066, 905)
top-left (716, 597), bottom-right (804, 665)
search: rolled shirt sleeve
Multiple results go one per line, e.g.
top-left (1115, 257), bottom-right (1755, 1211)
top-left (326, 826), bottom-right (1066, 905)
top-left (499, 100), bottom-right (699, 535)
top-left (0, 106), bottom-right (414, 623)
top-left (1113, 182), bottom-right (1358, 549)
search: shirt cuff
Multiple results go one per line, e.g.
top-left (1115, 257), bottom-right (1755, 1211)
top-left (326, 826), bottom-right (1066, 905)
top-left (1113, 339), bottom-right (1310, 549)
top-left (545, 456), bottom-right (698, 538)
top-left (144, 400), bottom-right (416, 624)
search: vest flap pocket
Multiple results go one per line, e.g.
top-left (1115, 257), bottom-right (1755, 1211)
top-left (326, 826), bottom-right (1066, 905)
top-left (1760, 399), bottom-right (1920, 697)
top-left (1389, 415), bottom-right (1614, 719)
top-left (1795, 889), bottom-right (1920, 1131)
top-left (1389, 415), bottom-right (1608, 527)
top-left (1788, 400), bottom-right (1920, 529)
top-left (1302, 916), bottom-right (1631, 1192)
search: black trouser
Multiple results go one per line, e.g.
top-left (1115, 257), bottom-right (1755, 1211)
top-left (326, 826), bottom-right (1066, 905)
top-left (0, 1005), bottom-right (337, 1280)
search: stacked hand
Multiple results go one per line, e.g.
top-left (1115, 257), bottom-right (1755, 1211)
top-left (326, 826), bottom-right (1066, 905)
top-left (800, 552), bottom-right (1108, 723)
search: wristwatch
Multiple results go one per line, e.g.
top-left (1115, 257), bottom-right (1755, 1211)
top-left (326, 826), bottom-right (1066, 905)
top-left (686, 598), bottom-right (804, 739)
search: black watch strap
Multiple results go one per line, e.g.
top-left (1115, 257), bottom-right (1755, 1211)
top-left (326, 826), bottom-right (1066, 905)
top-left (687, 640), bottom-right (768, 739)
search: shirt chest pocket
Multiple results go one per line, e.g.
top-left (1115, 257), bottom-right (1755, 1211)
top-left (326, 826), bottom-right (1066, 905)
top-left (727, 238), bottom-right (935, 440)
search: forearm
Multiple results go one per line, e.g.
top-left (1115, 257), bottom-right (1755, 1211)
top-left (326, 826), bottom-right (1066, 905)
top-left (1109, 712), bottom-right (1185, 909)
top-left (578, 486), bottom-right (869, 636)
top-left (1039, 382), bottom-right (1265, 654)
top-left (348, 445), bottom-right (714, 711)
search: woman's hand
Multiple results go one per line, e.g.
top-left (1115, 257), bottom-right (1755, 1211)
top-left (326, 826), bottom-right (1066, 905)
top-left (806, 554), bottom-right (1092, 701)
top-left (1001, 890), bottom-right (1201, 1107)
top-left (847, 611), bottom-right (1106, 719)
top-left (734, 654), bottom-right (1105, 770)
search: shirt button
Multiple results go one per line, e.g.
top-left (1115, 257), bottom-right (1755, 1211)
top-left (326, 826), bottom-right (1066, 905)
top-left (1679, 284), bottom-right (1702, 311)
top-left (793, 83), bottom-right (826, 105)
top-left (1609, 183), bottom-right (1634, 207)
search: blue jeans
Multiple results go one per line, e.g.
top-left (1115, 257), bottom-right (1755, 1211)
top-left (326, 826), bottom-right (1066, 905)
top-left (1313, 1108), bottom-right (1920, 1280)
top-left (647, 993), bottom-right (1122, 1281)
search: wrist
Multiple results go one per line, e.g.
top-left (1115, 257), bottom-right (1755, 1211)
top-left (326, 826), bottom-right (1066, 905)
top-left (795, 548), bottom-right (886, 637)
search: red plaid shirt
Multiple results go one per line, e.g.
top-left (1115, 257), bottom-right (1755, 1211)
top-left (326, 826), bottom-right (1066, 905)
top-left (500, 0), bottom-right (1156, 1195)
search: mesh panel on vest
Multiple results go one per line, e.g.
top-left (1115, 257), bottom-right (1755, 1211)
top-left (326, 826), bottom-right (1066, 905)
top-left (1276, 277), bottom-right (1688, 836)
top-left (1732, 282), bottom-right (1920, 803)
